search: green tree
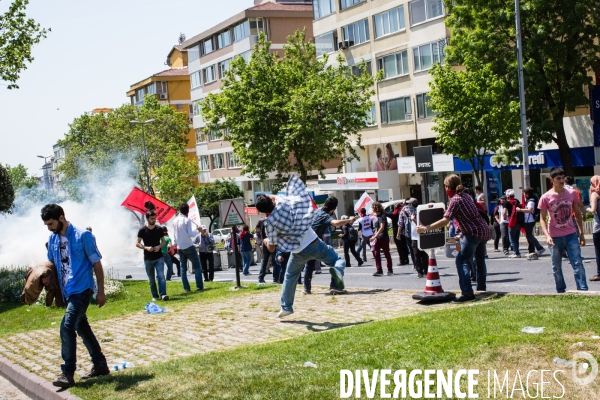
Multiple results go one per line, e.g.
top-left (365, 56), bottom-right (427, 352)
top-left (0, 163), bottom-right (14, 213)
top-left (154, 152), bottom-right (199, 206)
top-left (428, 64), bottom-right (520, 186)
top-left (57, 96), bottom-right (191, 200)
top-left (5, 163), bottom-right (38, 191)
top-left (445, 0), bottom-right (600, 177)
top-left (201, 31), bottom-right (376, 183)
top-left (193, 179), bottom-right (244, 232)
top-left (1, 0), bottom-right (49, 89)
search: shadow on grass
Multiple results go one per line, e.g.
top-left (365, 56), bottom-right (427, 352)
top-left (75, 372), bottom-right (154, 392)
top-left (280, 319), bottom-right (371, 332)
top-left (0, 302), bottom-right (24, 314)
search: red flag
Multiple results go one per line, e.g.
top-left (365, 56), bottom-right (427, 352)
top-left (121, 187), bottom-right (176, 224)
top-left (520, 191), bottom-right (527, 235)
top-left (310, 195), bottom-right (318, 210)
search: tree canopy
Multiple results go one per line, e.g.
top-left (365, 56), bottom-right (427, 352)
top-left (201, 30), bottom-right (377, 183)
top-left (193, 179), bottom-right (244, 232)
top-left (445, 0), bottom-right (600, 176)
top-left (1, 0), bottom-right (48, 89)
top-left (57, 96), bottom-right (195, 200)
top-left (428, 63), bottom-right (520, 186)
top-left (0, 164), bottom-right (14, 213)
top-left (5, 163), bottom-right (38, 191)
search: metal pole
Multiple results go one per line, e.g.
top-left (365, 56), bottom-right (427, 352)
top-left (515, 0), bottom-right (530, 188)
top-left (141, 124), bottom-right (151, 193)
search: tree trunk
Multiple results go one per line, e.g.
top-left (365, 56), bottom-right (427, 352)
top-left (208, 216), bottom-right (216, 232)
top-left (554, 123), bottom-right (574, 177)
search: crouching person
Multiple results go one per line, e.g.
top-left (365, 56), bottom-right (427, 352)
top-left (20, 261), bottom-right (65, 307)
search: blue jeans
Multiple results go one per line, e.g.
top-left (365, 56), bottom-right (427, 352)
top-left (60, 289), bottom-right (106, 374)
top-left (509, 224), bottom-right (522, 255)
top-left (163, 253), bottom-right (173, 280)
top-left (241, 251), bottom-right (252, 274)
top-left (549, 233), bottom-right (588, 293)
top-left (144, 258), bottom-right (166, 298)
top-left (281, 239), bottom-right (345, 312)
top-left (178, 246), bottom-right (204, 291)
top-left (455, 235), bottom-right (487, 296)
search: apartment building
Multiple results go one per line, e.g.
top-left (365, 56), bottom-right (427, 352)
top-left (181, 0), bottom-right (316, 204)
top-left (126, 44), bottom-right (198, 176)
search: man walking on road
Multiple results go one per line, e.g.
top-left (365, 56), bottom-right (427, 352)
top-left (538, 167), bottom-right (588, 293)
top-left (172, 203), bottom-right (204, 291)
top-left (136, 211), bottom-right (168, 301)
top-left (256, 175), bottom-right (347, 318)
top-left (194, 225), bottom-right (216, 282)
top-left (42, 204), bottom-right (109, 388)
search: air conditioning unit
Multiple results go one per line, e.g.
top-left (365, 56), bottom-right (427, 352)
top-left (159, 93), bottom-right (168, 100)
top-left (338, 41), bottom-right (347, 50)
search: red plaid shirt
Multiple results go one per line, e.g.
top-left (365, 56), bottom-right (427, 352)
top-left (444, 193), bottom-right (491, 241)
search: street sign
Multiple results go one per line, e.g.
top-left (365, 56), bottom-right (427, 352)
top-left (417, 203), bottom-right (446, 250)
top-left (219, 198), bottom-right (245, 227)
top-left (414, 146), bottom-right (434, 173)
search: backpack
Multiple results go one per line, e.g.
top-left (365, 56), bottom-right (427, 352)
top-left (478, 209), bottom-right (490, 225)
top-left (347, 225), bottom-right (358, 242)
top-left (527, 197), bottom-right (540, 222)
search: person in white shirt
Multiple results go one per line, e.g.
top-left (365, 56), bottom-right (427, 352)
top-left (172, 203), bottom-right (203, 291)
top-left (356, 207), bottom-right (373, 262)
top-left (497, 195), bottom-right (510, 255)
top-left (516, 187), bottom-right (545, 260)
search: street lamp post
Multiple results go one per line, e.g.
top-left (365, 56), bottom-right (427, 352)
top-left (130, 119), bottom-right (155, 193)
top-left (37, 155), bottom-right (54, 190)
top-left (515, 0), bottom-right (530, 189)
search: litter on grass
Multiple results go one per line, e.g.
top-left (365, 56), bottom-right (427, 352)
top-left (521, 326), bottom-right (544, 334)
top-left (303, 362), bottom-right (317, 368)
top-left (145, 302), bottom-right (166, 314)
top-left (592, 336), bottom-right (600, 339)
top-left (571, 342), bottom-right (584, 348)
top-left (553, 357), bottom-right (575, 367)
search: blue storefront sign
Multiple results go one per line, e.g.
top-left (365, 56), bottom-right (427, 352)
top-left (453, 147), bottom-right (596, 173)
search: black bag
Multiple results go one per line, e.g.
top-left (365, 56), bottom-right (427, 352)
top-left (347, 225), bottom-right (358, 242)
top-left (478, 209), bottom-right (490, 225)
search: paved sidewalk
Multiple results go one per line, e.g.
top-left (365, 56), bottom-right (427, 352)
top-left (0, 375), bottom-right (29, 400)
top-left (0, 287), bottom-right (452, 384)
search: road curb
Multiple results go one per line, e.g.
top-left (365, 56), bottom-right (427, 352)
top-left (0, 355), bottom-right (83, 400)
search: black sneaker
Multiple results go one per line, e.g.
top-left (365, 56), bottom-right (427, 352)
top-left (453, 295), bottom-right (476, 303)
top-left (373, 270), bottom-right (383, 277)
top-left (330, 288), bottom-right (348, 295)
top-left (358, 260), bottom-right (364, 267)
top-left (387, 270), bottom-right (394, 276)
top-left (52, 373), bottom-right (75, 388)
top-left (81, 364), bottom-right (110, 380)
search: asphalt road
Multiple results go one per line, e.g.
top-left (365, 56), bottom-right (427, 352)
top-left (107, 237), bottom-right (600, 295)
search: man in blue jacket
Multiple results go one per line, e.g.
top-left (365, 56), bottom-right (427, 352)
top-left (42, 204), bottom-right (109, 388)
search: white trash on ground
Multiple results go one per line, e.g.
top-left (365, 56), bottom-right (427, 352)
top-left (303, 362), bottom-right (317, 368)
top-left (592, 336), bottom-right (600, 339)
top-left (553, 357), bottom-right (575, 367)
top-left (570, 342), bottom-right (584, 348)
top-left (521, 326), bottom-right (544, 334)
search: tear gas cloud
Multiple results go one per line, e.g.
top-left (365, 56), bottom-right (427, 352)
top-left (0, 162), bottom-right (143, 268)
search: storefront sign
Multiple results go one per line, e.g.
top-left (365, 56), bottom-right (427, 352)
top-left (318, 171), bottom-right (398, 191)
top-left (490, 152), bottom-right (546, 169)
top-left (593, 86), bottom-right (600, 122)
top-left (396, 154), bottom-right (454, 174)
top-left (244, 207), bottom-right (258, 216)
top-left (414, 146), bottom-right (434, 173)
top-left (336, 176), bottom-right (378, 185)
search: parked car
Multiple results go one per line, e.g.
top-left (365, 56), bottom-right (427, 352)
top-left (212, 228), bottom-right (231, 243)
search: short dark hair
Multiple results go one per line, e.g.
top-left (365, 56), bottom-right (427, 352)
top-left (255, 194), bottom-right (275, 214)
top-left (242, 224), bottom-right (249, 231)
top-left (162, 226), bottom-right (168, 232)
top-left (524, 187), bottom-right (535, 198)
top-left (549, 167), bottom-right (565, 179)
top-left (565, 176), bottom-right (574, 185)
top-left (475, 185), bottom-right (482, 192)
top-left (360, 208), bottom-right (367, 215)
top-left (41, 204), bottom-right (64, 221)
top-left (146, 210), bottom-right (156, 218)
top-left (323, 197), bottom-right (338, 212)
top-left (179, 203), bottom-right (189, 215)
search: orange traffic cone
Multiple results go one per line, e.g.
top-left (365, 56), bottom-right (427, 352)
top-left (412, 249), bottom-right (456, 302)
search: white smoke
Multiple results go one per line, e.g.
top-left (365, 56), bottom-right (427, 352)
top-left (0, 162), bottom-right (144, 268)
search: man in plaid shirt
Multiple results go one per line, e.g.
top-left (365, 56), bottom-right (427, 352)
top-left (257, 175), bottom-right (346, 318)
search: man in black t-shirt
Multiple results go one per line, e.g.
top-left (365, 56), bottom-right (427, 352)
top-left (136, 210), bottom-right (168, 301)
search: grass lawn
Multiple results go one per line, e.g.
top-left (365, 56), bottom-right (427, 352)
top-left (0, 281), bottom-right (278, 338)
top-left (69, 295), bottom-right (600, 400)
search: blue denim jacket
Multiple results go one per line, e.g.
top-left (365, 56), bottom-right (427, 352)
top-left (47, 223), bottom-right (102, 299)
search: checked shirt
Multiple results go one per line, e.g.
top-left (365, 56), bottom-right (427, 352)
top-left (444, 192), bottom-right (491, 241)
top-left (265, 175), bottom-right (314, 253)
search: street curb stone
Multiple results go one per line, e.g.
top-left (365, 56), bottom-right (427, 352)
top-left (0, 354), bottom-right (82, 400)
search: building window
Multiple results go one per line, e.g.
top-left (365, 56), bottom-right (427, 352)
top-left (313, 0), bottom-right (335, 19)
top-left (156, 81), bottom-right (167, 94)
top-left (195, 128), bottom-right (207, 143)
top-left (342, 19), bottom-right (370, 46)
top-left (416, 93), bottom-right (436, 119)
top-left (209, 129), bottom-right (222, 141)
top-left (191, 71), bottom-right (202, 89)
top-left (228, 152), bottom-right (241, 168)
top-left (201, 38), bottom-right (214, 56)
top-left (217, 29), bottom-right (231, 49)
top-left (146, 83), bottom-right (155, 95)
top-left (212, 153), bottom-right (225, 169)
top-left (203, 65), bottom-right (216, 84)
top-left (249, 18), bottom-right (264, 35)
top-left (233, 20), bottom-right (249, 42)
top-left (222, 127), bottom-right (230, 138)
top-left (198, 155), bottom-right (210, 171)
top-left (237, 50), bottom-right (251, 64)
top-left (136, 88), bottom-right (144, 102)
top-left (365, 103), bottom-right (377, 126)
top-left (351, 60), bottom-right (372, 76)
top-left (413, 41), bottom-right (444, 72)
top-left (193, 100), bottom-right (202, 117)
top-left (188, 45), bottom-right (200, 62)
top-left (409, 0), bottom-right (444, 26)
top-left (219, 59), bottom-right (231, 79)
top-left (315, 31), bottom-right (338, 56)
top-left (376, 50), bottom-right (409, 79)
top-left (340, 0), bottom-right (365, 11)
top-left (374, 7), bottom-right (405, 38)
top-left (380, 97), bottom-right (412, 124)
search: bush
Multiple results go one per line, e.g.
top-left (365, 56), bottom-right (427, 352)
top-left (0, 266), bottom-right (28, 302)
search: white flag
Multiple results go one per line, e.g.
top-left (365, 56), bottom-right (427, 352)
top-left (354, 191), bottom-right (374, 214)
top-left (188, 195), bottom-right (201, 226)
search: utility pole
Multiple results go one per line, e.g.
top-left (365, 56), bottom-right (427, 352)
top-left (515, 0), bottom-right (530, 188)
top-left (130, 119), bottom-right (155, 193)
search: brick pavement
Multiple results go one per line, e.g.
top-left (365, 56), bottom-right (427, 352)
top-left (0, 287), bottom-right (452, 382)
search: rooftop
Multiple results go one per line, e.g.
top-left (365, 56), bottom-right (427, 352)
top-left (153, 67), bottom-right (189, 77)
top-left (248, 3), bottom-right (312, 11)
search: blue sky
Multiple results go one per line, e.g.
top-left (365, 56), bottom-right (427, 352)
top-left (0, 0), bottom-right (251, 175)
